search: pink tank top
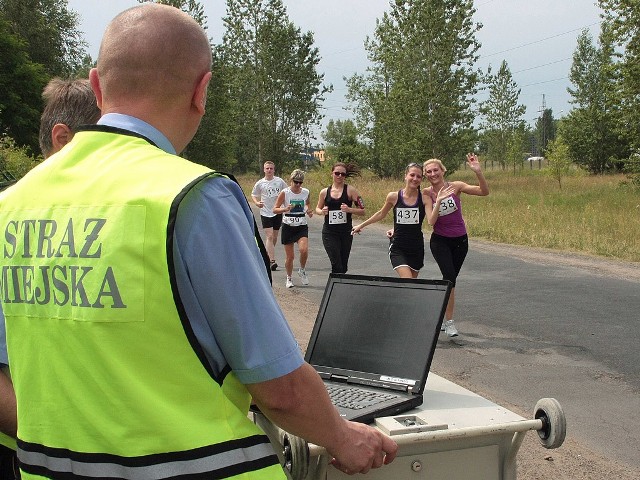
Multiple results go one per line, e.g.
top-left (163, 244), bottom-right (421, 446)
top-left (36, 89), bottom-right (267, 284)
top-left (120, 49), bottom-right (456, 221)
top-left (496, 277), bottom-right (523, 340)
top-left (429, 185), bottom-right (467, 237)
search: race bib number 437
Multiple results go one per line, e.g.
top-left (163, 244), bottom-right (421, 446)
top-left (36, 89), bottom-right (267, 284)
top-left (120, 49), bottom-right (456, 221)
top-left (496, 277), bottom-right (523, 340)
top-left (395, 208), bottom-right (419, 224)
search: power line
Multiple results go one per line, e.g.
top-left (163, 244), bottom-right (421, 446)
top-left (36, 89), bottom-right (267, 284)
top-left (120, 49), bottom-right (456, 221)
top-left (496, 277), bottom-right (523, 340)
top-left (482, 21), bottom-right (602, 58)
top-left (513, 57), bottom-right (572, 74)
top-left (520, 76), bottom-right (569, 88)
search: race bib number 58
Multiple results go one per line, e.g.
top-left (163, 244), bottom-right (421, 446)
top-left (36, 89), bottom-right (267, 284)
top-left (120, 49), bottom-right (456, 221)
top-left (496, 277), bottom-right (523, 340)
top-left (329, 210), bottom-right (347, 224)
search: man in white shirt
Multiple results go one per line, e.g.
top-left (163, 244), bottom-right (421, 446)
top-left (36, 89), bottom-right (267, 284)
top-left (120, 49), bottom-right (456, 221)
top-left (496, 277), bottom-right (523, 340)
top-left (251, 161), bottom-right (288, 270)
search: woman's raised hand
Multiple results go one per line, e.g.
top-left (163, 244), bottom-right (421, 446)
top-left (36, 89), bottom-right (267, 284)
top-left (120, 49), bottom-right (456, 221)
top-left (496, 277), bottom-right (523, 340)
top-left (466, 152), bottom-right (481, 172)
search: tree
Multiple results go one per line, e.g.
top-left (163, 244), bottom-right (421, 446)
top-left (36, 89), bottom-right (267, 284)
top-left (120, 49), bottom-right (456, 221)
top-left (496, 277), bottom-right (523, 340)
top-left (533, 107), bottom-right (556, 157)
top-left (0, 135), bottom-right (40, 180)
top-left (479, 60), bottom-right (526, 169)
top-left (0, 0), bottom-right (87, 77)
top-left (322, 119), bottom-right (368, 167)
top-left (1, 0), bottom-right (88, 152)
top-left (561, 28), bottom-right (627, 174)
top-left (505, 124), bottom-right (529, 174)
top-left (545, 136), bottom-right (572, 190)
top-left (598, 0), bottom-right (640, 152)
top-left (222, 0), bottom-right (330, 173)
top-left (0, 16), bottom-right (47, 154)
top-left (138, 0), bottom-right (208, 30)
top-left (346, 0), bottom-right (481, 177)
top-left (186, 46), bottom-right (240, 171)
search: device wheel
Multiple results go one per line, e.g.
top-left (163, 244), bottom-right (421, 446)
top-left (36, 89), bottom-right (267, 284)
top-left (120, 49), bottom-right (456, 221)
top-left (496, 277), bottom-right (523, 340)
top-left (534, 397), bottom-right (567, 449)
top-left (281, 432), bottom-right (309, 480)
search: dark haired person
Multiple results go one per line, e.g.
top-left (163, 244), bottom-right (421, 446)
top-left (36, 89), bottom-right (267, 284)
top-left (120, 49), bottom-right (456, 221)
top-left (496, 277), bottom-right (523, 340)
top-left (315, 162), bottom-right (365, 273)
top-left (352, 163), bottom-right (427, 279)
top-left (251, 161), bottom-right (288, 271)
top-left (0, 76), bottom-right (100, 480)
top-left (38, 78), bottom-right (101, 158)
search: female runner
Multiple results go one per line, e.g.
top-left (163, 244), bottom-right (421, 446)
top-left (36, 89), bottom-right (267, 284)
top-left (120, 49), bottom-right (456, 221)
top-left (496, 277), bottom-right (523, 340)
top-left (423, 153), bottom-right (489, 336)
top-left (273, 169), bottom-right (313, 288)
top-left (351, 163), bottom-right (426, 279)
top-left (315, 162), bottom-right (365, 274)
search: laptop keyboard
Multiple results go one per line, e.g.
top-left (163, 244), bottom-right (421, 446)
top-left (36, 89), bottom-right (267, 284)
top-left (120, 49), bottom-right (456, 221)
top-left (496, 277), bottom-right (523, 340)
top-left (326, 384), bottom-right (400, 410)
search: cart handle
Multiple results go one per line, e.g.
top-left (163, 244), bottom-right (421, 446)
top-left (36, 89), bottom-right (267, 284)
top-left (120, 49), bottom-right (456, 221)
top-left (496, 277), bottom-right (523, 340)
top-left (308, 419), bottom-right (544, 456)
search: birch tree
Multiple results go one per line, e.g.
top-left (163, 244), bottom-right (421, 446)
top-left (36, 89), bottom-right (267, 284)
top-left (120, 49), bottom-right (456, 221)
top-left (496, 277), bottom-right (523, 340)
top-left (222, 0), bottom-right (330, 172)
top-left (346, 0), bottom-right (481, 177)
top-left (479, 60), bottom-right (526, 170)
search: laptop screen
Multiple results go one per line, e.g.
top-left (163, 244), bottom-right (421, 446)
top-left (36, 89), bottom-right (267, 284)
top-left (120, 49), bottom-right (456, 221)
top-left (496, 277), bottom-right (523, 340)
top-left (305, 274), bottom-right (451, 390)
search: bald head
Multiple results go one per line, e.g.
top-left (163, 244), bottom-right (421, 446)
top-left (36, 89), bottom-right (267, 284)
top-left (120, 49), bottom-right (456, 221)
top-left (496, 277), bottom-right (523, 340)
top-left (97, 4), bottom-right (210, 104)
top-left (91, 3), bottom-right (212, 151)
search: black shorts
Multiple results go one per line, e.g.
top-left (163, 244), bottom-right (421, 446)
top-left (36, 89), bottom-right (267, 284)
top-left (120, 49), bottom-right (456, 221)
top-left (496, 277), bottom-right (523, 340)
top-left (389, 241), bottom-right (424, 272)
top-left (261, 214), bottom-right (283, 230)
top-left (281, 224), bottom-right (308, 245)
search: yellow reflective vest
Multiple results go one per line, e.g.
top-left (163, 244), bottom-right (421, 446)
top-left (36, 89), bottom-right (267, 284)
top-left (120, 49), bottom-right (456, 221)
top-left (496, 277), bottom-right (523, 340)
top-left (0, 432), bottom-right (16, 450)
top-left (0, 127), bottom-right (285, 479)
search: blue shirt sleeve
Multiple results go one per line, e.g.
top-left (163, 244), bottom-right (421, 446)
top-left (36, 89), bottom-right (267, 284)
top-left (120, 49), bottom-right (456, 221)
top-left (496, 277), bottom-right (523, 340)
top-left (0, 305), bottom-right (7, 366)
top-left (173, 175), bottom-right (304, 384)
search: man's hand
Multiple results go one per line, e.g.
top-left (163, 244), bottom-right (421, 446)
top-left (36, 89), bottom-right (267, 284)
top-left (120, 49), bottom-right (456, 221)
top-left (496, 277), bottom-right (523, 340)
top-left (247, 364), bottom-right (397, 476)
top-left (328, 421), bottom-right (398, 475)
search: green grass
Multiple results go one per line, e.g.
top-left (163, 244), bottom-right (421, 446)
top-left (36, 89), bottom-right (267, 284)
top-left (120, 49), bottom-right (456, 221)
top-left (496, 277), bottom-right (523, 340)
top-left (237, 168), bottom-right (640, 263)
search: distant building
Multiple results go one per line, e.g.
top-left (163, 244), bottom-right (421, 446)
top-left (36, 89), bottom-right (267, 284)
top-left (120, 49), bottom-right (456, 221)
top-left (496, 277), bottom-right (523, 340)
top-left (313, 149), bottom-right (325, 164)
top-left (299, 147), bottom-right (325, 168)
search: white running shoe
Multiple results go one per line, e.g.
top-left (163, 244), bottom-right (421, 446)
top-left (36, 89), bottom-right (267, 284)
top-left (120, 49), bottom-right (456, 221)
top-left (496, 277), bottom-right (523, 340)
top-left (285, 276), bottom-right (294, 288)
top-left (298, 268), bottom-right (309, 286)
top-left (443, 320), bottom-right (458, 337)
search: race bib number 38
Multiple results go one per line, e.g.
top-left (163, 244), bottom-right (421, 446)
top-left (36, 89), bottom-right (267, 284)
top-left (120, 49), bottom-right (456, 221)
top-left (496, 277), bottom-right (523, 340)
top-left (395, 207), bottom-right (419, 224)
top-left (438, 196), bottom-right (459, 217)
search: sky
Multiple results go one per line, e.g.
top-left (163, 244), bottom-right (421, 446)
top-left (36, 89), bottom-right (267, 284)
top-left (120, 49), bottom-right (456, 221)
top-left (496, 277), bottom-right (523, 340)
top-left (66, 0), bottom-right (603, 140)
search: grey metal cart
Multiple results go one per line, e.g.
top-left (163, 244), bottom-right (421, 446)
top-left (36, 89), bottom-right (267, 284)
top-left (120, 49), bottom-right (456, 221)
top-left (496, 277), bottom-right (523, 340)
top-left (254, 373), bottom-right (566, 480)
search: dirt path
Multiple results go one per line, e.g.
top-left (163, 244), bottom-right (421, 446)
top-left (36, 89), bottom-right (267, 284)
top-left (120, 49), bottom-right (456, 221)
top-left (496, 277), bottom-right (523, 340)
top-left (272, 241), bottom-right (640, 479)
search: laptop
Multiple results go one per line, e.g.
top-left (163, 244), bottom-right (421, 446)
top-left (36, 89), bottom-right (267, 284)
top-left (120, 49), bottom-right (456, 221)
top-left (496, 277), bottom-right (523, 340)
top-left (305, 273), bottom-right (451, 424)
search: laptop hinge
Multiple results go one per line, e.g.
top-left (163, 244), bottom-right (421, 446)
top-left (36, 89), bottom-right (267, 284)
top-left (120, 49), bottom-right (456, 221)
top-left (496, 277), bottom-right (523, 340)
top-left (330, 374), bottom-right (349, 383)
top-left (348, 376), bottom-right (410, 392)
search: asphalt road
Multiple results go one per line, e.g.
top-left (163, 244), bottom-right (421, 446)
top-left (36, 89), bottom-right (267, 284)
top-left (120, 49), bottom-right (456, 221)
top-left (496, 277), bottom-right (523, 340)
top-left (268, 214), bottom-right (640, 469)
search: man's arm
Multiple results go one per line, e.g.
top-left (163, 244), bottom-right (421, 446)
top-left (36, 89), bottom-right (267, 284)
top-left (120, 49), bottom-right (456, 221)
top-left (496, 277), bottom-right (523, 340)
top-left (246, 363), bottom-right (397, 474)
top-left (250, 181), bottom-right (264, 208)
top-left (176, 177), bottom-right (397, 474)
top-left (0, 368), bottom-right (16, 438)
top-left (0, 307), bottom-right (16, 438)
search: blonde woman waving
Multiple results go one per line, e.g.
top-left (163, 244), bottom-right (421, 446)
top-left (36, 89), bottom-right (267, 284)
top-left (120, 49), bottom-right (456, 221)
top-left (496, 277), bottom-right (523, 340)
top-left (423, 154), bottom-right (489, 336)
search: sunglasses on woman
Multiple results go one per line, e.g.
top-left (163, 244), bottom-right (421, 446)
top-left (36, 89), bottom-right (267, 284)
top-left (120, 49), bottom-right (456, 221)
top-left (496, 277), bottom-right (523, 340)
top-left (333, 171), bottom-right (347, 177)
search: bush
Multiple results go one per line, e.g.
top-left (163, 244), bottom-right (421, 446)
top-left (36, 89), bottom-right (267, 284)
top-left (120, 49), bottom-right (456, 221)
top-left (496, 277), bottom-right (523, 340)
top-left (0, 136), bottom-right (41, 183)
top-left (623, 154), bottom-right (640, 187)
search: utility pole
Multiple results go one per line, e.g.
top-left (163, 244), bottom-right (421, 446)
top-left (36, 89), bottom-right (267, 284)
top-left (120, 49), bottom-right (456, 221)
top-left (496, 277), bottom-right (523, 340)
top-left (538, 94), bottom-right (546, 155)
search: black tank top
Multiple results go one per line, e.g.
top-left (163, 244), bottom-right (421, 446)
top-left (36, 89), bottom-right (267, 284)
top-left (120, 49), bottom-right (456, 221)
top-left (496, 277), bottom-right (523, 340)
top-left (323, 184), bottom-right (352, 232)
top-left (392, 189), bottom-right (425, 250)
